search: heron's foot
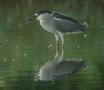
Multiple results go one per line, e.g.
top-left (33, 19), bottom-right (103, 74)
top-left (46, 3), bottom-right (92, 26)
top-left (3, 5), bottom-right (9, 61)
top-left (48, 44), bottom-right (55, 48)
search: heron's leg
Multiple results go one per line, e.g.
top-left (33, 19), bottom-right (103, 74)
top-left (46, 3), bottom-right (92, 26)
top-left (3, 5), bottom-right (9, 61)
top-left (59, 32), bottom-right (64, 49)
top-left (54, 34), bottom-right (60, 52)
top-left (58, 47), bottom-right (64, 62)
top-left (54, 48), bottom-right (59, 60)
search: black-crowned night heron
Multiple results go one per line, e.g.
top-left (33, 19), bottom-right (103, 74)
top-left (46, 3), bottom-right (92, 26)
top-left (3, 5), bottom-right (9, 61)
top-left (28, 10), bottom-right (85, 48)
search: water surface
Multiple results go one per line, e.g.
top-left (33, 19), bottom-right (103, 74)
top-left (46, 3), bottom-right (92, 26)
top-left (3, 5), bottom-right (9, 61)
top-left (0, 0), bottom-right (104, 90)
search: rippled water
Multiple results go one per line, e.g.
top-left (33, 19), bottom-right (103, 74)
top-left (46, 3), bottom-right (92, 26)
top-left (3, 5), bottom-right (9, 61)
top-left (0, 0), bottom-right (104, 90)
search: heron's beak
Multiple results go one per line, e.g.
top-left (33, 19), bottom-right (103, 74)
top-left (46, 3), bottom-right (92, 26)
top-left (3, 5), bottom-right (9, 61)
top-left (27, 14), bottom-right (36, 21)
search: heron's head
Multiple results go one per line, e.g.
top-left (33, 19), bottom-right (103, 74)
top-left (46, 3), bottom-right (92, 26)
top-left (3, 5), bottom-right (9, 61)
top-left (28, 10), bottom-right (53, 21)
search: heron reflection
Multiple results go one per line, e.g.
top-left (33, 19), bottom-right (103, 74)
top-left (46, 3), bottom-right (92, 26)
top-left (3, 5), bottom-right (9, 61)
top-left (34, 49), bottom-right (86, 81)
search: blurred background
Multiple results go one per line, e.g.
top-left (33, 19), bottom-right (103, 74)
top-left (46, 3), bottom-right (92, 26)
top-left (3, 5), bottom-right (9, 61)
top-left (0, 0), bottom-right (104, 90)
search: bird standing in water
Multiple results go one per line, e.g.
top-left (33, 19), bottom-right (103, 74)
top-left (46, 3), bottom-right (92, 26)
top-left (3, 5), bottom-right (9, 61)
top-left (28, 10), bottom-right (85, 50)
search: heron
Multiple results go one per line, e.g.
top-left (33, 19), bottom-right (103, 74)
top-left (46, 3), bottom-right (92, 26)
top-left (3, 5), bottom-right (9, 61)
top-left (28, 10), bottom-right (85, 49)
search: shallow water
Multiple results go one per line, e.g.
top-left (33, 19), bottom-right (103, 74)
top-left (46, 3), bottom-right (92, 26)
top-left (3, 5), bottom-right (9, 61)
top-left (0, 0), bottom-right (104, 90)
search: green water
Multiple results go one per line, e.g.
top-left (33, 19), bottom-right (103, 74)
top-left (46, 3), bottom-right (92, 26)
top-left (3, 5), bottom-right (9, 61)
top-left (0, 0), bottom-right (104, 89)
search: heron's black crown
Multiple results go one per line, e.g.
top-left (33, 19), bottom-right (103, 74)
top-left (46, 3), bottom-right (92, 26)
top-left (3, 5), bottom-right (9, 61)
top-left (36, 10), bottom-right (52, 15)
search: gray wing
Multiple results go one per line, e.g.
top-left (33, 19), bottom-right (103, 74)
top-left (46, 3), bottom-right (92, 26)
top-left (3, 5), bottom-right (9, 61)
top-left (53, 13), bottom-right (85, 33)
